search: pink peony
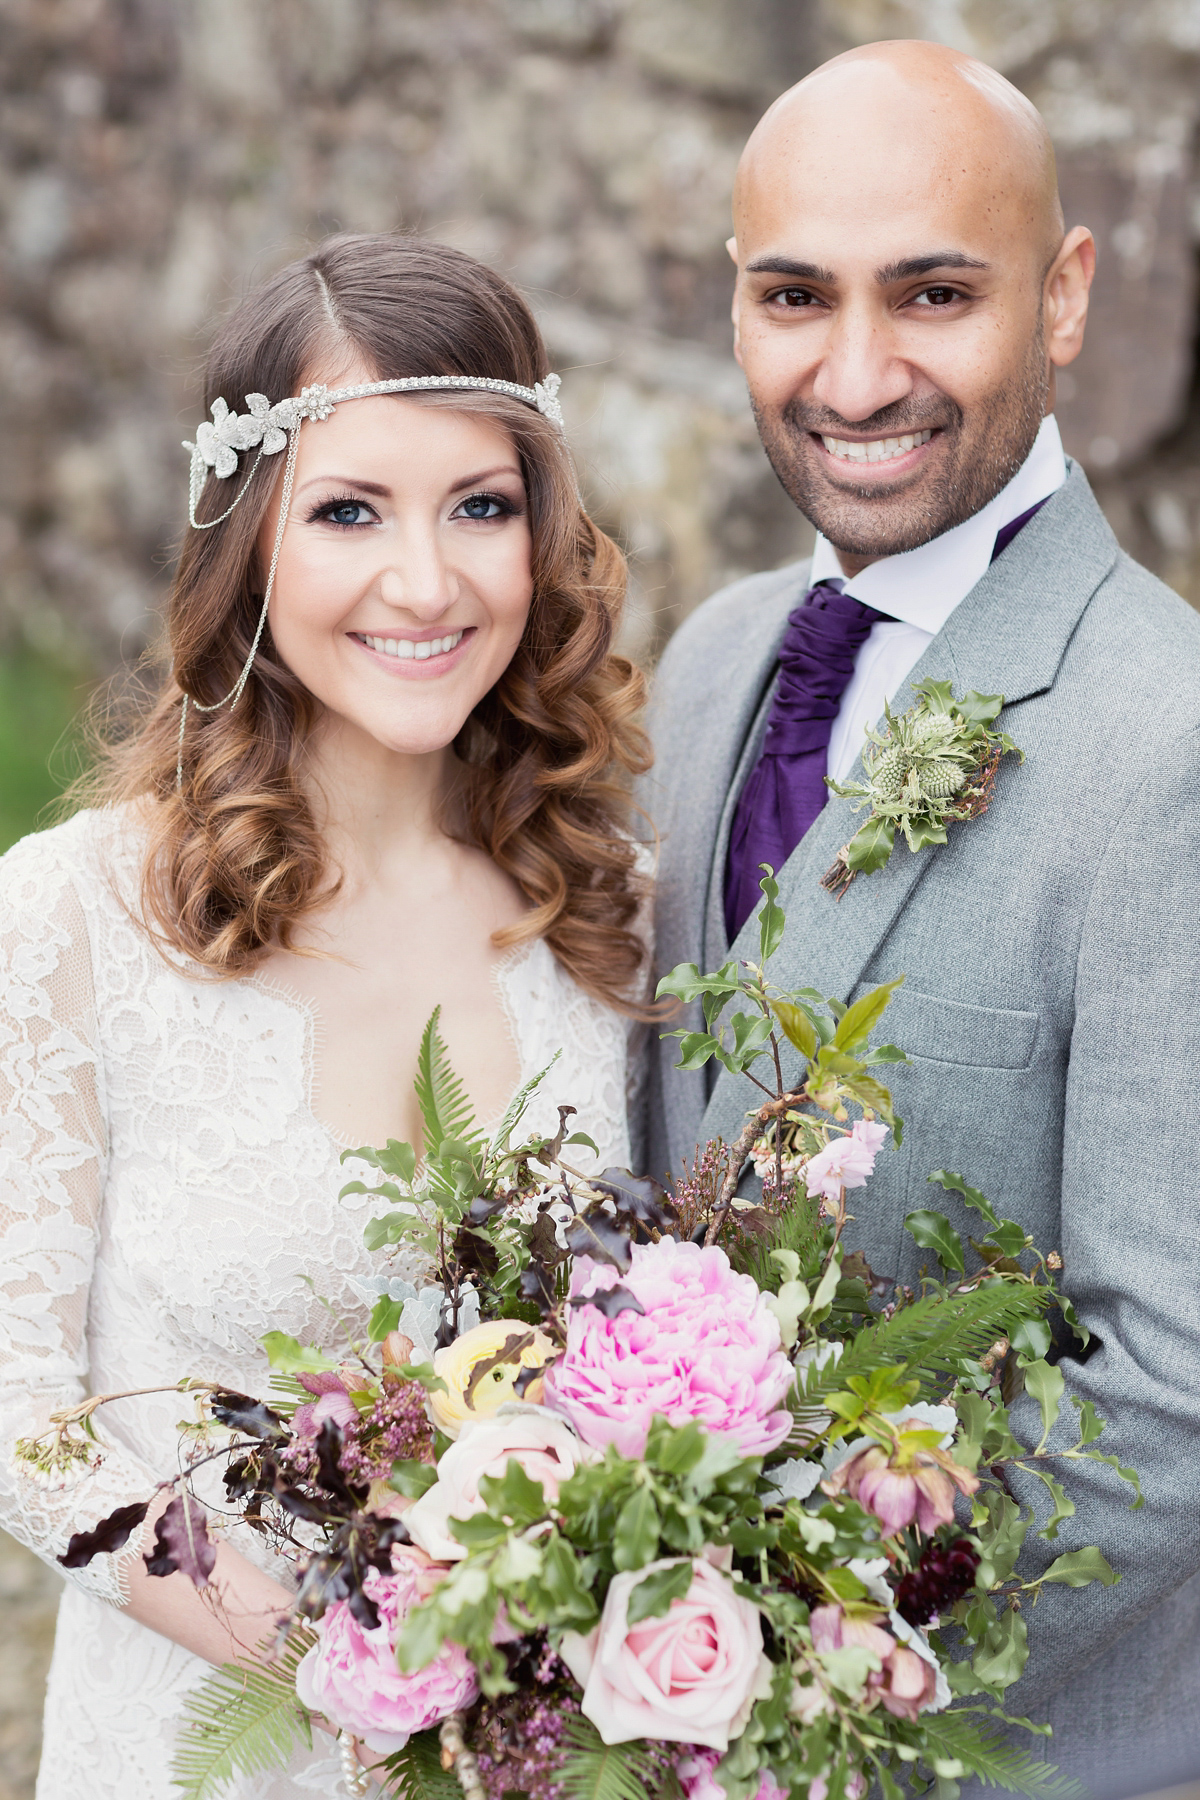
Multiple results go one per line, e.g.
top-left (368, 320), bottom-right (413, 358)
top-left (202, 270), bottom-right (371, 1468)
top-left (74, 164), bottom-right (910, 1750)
top-left (804, 1120), bottom-right (889, 1204)
top-left (543, 1238), bottom-right (794, 1459)
top-left (294, 1552), bottom-right (477, 1752)
top-left (559, 1551), bottom-right (774, 1751)
top-left (677, 1749), bottom-right (788, 1800)
top-left (292, 1370), bottom-right (359, 1438)
top-left (823, 1430), bottom-right (977, 1536)
top-left (809, 1604), bottom-right (938, 1722)
top-left (405, 1404), bottom-right (588, 1562)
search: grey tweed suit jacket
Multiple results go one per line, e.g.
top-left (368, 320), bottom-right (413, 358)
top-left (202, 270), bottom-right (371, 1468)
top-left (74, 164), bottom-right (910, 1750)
top-left (641, 464), bottom-right (1200, 1796)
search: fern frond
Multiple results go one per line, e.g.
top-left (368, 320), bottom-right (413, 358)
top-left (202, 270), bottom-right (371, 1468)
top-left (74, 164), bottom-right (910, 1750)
top-left (379, 1727), bottom-right (463, 1799)
top-left (733, 1189), bottom-right (824, 1288)
top-left (490, 1052), bottom-right (560, 1155)
top-left (915, 1712), bottom-right (1083, 1797)
top-left (556, 1715), bottom-right (681, 1800)
top-left (415, 1007), bottom-right (482, 1159)
top-left (171, 1631), bottom-right (316, 1799)
top-left (797, 1283), bottom-right (1051, 1407)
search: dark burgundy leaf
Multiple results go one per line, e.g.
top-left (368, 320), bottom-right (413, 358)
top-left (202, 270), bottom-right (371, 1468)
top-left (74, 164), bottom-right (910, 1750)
top-left (454, 1221), bottom-right (500, 1279)
top-left (528, 1206), bottom-right (568, 1268)
top-left (841, 1251), bottom-right (894, 1299)
top-left (467, 1191), bottom-right (509, 1227)
top-left (210, 1390), bottom-right (289, 1444)
top-left (519, 1261), bottom-right (558, 1315)
top-left (569, 1282), bottom-right (645, 1321)
top-left (58, 1500), bottom-right (150, 1569)
top-left (563, 1205), bottom-right (633, 1272)
top-left (144, 1493), bottom-right (217, 1587)
top-left (463, 1331), bottom-right (537, 1410)
top-left (276, 1485), bottom-right (337, 1526)
top-left (294, 1548), bottom-right (354, 1623)
top-left (514, 1361), bottom-right (553, 1398)
top-left (347, 1580), bottom-right (382, 1631)
top-left (371, 1515), bottom-right (412, 1554)
top-left (591, 1168), bottom-right (679, 1238)
top-left (535, 1105), bottom-right (577, 1166)
top-left (315, 1419), bottom-right (369, 1512)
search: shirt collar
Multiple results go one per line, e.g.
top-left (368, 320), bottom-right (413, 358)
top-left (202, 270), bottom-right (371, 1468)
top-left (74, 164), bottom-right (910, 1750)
top-left (809, 413), bottom-right (1067, 632)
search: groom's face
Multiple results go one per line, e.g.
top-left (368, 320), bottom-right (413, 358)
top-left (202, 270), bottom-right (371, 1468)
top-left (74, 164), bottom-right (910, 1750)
top-left (730, 65), bottom-right (1090, 568)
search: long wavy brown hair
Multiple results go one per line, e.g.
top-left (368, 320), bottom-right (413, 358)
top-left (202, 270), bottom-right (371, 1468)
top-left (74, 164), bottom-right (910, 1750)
top-left (95, 234), bottom-right (651, 1012)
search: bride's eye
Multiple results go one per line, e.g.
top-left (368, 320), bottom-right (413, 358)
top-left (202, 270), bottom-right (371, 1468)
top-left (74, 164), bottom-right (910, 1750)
top-left (308, 496), bottom-right (375, 528)
top-left (455, 492), bottom-right (514, 521)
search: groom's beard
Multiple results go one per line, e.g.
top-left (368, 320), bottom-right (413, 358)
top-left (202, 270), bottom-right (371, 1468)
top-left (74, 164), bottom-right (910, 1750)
top-left (751, 332), bottom-right (1050, 561)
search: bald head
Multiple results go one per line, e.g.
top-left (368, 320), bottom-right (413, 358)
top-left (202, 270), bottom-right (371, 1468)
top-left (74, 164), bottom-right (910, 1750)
top-left (728, 40), bottom-right (1092, 569)
top-left (736, 41), bottom-right (1064, 273)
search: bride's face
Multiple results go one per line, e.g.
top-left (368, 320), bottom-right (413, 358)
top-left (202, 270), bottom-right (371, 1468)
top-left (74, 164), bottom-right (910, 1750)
top-left (259, 382), bottom-right (534, 759)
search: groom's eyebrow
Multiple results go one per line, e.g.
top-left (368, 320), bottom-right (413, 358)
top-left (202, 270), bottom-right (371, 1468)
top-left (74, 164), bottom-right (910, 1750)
top-left (874, 252), bottom-right (990, 282)
top-left (744, 256), bottom-right (837, 282)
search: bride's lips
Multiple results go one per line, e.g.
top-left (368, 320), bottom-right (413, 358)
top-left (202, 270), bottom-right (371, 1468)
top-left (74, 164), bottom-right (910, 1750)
top-left (349, 625), bottom-right (476, 677)
top-left (811, 426), bottom-right (942, 481)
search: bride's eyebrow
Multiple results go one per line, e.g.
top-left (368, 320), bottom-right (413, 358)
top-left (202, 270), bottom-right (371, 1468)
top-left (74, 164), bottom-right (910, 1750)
top-left (448, 464), bottom-right (525, 492)
top-left (296, 475), bottom-right (391, 497)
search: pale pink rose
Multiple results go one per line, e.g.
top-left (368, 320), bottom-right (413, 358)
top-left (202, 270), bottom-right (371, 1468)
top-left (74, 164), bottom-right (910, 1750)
top-left (809, 1604), bottom-right (938, 1723)
top-left (293, 1370), bottom-right (358, 1437)
top-left (804, 1120), bottom-right (889, 1204)
top-left (294, 1552), bottom-right (477, 1752)
top-left (823, 1433), bottom-right (977, 1535)
top-left (544, 1238), bottom-right (793, 1459)
top-left (676, 1749), bottom-right (788, 1800)
top-left (405, 1404), bottom-right (588, 1562)
top-left (559, 1552), bottom-right (774, 1750)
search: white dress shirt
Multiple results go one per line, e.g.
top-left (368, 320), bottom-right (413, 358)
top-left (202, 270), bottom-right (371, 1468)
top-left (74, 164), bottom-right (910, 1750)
top-left (814, 415), bottom-right (1067, 783)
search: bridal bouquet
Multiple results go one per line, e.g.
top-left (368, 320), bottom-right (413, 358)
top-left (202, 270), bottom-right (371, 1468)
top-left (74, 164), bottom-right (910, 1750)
top-left (30, 875), bottom-right (1138, 1800)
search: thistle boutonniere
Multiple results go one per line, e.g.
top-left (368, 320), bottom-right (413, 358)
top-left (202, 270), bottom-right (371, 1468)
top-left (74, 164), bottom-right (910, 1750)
top-left (820, 678), bottom-right (1023, 898)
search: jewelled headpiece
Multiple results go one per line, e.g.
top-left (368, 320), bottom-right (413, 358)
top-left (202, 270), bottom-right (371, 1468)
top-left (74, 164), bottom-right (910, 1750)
top-left (175, 373), bottom-right (564, 788)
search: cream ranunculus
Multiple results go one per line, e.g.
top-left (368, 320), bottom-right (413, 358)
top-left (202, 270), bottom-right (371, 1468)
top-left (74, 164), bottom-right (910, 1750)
top-left (559, 1551), bottom-right (774, 1750)
top-left (429, 1320), bottom-right (555, 1439)
top-left (405, 1404), bottom-right (587, 1561)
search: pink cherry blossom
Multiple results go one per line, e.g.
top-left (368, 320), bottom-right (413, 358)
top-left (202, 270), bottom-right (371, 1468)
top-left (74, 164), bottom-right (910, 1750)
top-left (804, 1120), bottom-right (889, 1204)
top-left (543, 1238), bottom-right (794, 1460)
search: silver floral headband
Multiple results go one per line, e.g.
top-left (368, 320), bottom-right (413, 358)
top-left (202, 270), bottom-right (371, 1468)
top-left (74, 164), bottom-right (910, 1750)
top-left (175, 373), bottom-right (564, 789)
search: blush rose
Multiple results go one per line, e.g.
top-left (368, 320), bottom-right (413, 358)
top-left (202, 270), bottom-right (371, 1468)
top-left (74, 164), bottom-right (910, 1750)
top-left (559, 1551), bottom-right (774, 1751)
top-left (405, 1403), bottom-right (587, 1562)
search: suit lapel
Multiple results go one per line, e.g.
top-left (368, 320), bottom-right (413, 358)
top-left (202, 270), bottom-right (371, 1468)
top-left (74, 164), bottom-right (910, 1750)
top-left (698, 462), bottom-right (1119, 1147)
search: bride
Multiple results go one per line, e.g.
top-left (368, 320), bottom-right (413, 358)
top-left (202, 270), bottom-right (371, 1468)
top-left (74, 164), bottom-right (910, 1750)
top-left (0, 233), bottom-right (651, 1797)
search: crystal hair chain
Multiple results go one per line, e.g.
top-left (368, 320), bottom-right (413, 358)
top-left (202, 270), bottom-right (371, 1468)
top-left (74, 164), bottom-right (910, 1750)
top-left (175, 425), bottom-right (300, 791)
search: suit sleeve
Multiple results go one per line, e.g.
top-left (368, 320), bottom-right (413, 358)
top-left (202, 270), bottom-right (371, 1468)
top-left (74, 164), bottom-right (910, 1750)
top-left (1002, 731), bottom-right (1200, 1702)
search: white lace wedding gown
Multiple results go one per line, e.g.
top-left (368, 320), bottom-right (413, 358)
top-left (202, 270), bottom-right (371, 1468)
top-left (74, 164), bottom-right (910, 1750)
top-left (0, 807), bottom-right (636, 1799)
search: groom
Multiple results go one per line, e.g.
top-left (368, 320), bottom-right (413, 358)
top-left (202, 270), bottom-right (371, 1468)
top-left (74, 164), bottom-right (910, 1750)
top-left (643, 39), bottom-right (1200, 1797)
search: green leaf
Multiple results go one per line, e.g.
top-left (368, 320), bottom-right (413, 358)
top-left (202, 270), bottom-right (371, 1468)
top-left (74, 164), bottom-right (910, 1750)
top-left (626, 1559), bottom-right (694, 1625)
top-left (844, 814), bottom-right (895, 874)
top-left (913, 1712), bottom-right (1082, 1798)
top-left (904, 1208), bottom-right (966, 1273)
top-left (1039, 1547), bottom-right (1120, 1588)
top-left (381, 1726), bottom-right (464, 1799)
top-left (833, 975), bottom-right (905, 1055)
top-left (656, 960), bottom-right (742, 1007)
top-left (1022, 1359), bottom-right (1064, 1445)
top-left (258, 1331), bottom-right (335, 1374)
top-left (1071, 1398), bottom-right (1106, 1445)
top-left (955, 689), bottom-right (1006, 728)
top-left (172, 1632), bottom-right (315, 1799)
top-left (389, 1458), bottom-right (439, 1499)
top-left (972, 1488), bottom-right (1029, 1588)
top-left (1083, 1448), bottom-right (1143, 1507)
top-left (556, 1716), bottom-right (682, 1800)
top-left (367, 1297), bottom-right (405, 1343)
top-left (564, 1131), bottom-right (599, 1153)
top-left (756, 866), bottom-right (785, 965)
top-left (414, 1007), bottom-right (481, 1161)
top-left (1010, 1317), bottom-right (1053, 1361)
top-left (771, 999), bottom-right (818, 1061)
top-left (613, 1487), bottom-right (661, 1571)
top-left (1029, 1467), bottom-right (1075, 1540)
top-left (672, 1031), bottom-right (721, 1070)
top-left (927, 1170), bottom-right (1000, 1229)
top-left (972, 1604), bottom-right (1029, 1689)
top-left (489, 1053), bottom-right (560, 1153)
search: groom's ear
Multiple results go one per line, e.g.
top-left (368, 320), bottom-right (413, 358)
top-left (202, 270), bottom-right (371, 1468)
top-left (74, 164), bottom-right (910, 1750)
top-left (727, 235), bottom-right (744, 366)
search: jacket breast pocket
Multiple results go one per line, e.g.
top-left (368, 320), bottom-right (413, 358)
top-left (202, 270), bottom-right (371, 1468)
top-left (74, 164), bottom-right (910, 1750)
top-left (880, 986), bottom-right (1039, 1071)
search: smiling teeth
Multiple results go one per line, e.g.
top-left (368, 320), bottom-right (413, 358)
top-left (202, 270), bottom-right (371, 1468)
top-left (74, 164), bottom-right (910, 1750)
top-left (362, 630), bottom-right (464, 660)
top-left (822, 430), bottom-right (933, 463)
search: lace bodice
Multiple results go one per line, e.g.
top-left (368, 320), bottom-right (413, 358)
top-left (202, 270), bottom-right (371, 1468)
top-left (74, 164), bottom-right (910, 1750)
top-left (0, 807), bottom-right (636, 1798)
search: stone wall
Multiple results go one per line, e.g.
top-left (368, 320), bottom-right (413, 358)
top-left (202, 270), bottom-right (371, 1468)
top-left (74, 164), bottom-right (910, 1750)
top-left (2, 2), bottom-right (1200, 1791)
top-left (2, 0), bottom-right (1200, 680)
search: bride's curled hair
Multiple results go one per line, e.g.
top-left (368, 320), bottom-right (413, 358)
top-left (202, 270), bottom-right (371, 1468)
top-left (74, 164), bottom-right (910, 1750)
top-left (100, 234), bottom-right (651, 1012)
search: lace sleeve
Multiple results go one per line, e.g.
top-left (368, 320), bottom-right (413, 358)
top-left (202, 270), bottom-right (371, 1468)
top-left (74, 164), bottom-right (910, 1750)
top-left (0, 824), bottom-right (159, 1605)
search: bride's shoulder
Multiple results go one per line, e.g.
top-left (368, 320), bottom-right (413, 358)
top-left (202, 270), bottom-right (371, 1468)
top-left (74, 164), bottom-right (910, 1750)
top-left (0, 802), bottom-right (146, 914)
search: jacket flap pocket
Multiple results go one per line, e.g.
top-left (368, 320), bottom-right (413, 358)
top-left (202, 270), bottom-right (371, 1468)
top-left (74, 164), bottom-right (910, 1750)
top-left (879, 986), bottom-right (1039, 1070)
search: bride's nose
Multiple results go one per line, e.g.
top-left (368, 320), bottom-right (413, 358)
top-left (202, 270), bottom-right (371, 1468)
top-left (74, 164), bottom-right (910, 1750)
top-left (376, 543), bottom-right (458, 619)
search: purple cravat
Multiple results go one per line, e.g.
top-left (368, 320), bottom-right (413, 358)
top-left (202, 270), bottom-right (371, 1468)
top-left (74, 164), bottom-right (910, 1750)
top-left (722, 499), bottom-right (1051, 942)
top-left (724, 579), bottom-right (889, 939)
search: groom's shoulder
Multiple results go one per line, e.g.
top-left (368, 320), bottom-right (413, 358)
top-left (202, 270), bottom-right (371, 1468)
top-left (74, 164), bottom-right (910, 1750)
top-left (1075, 543), bottom-right (1200, 713)
top-left (655, 557), bottom-right (810, 691)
